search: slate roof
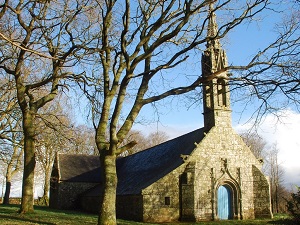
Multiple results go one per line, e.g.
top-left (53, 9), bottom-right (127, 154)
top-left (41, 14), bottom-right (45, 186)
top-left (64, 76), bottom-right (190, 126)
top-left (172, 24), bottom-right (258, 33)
top-left (82, 127), bottom-right (205, 196)
top-left (57, 128), bottom-right (204, 195)
top-left (57, 154), bottom-right (101, 183)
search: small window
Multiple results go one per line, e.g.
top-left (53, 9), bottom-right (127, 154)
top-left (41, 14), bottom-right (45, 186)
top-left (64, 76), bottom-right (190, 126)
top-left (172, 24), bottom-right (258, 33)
top-left (181, 172), bottom-right (188, 184)
top-left (165, 197), bottom-right (171, 206)
top-left (181, 172), bottom-right (192, 184)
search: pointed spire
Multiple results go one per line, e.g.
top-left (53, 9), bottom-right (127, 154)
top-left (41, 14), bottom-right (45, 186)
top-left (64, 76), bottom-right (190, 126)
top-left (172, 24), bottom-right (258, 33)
top-left (202, 0), bottom-right (228, 74)
top-left (207, 1), bottom-right (220, 50)
top-left (202, 1), bottom-right (231, 132)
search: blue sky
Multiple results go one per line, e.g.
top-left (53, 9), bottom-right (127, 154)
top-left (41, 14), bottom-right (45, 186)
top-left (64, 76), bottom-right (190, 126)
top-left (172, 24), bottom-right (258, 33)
top-left (68, 0), bottom-right (299, 187)
top-left (132, 1), bottom-right (300, 187)
top-left (1, 1), bottom-right (299, 198)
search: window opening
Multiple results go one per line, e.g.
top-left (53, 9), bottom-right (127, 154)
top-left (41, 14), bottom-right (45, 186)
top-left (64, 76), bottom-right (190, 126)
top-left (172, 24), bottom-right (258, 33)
top-left (165, 197), bottom-right (171, 205)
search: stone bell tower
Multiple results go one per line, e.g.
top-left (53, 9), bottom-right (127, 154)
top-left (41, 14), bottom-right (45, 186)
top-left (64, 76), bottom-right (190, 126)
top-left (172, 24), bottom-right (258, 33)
top-left (202, 2), bottom-right (231, 132)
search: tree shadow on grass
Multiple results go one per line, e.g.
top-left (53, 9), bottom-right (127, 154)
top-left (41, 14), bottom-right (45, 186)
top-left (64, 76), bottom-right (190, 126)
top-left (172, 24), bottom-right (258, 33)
top-left (0, 215), bottom-right (56, 225)
top-left (0, 205), bottom-right (60, 225)
top-left (267, 219), bottom-right (300, 225)
top-left (34, 205), bottom-right (94, 216)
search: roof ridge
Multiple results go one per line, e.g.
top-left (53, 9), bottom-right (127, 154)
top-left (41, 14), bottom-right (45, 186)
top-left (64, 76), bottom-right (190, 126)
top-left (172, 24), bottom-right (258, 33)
top-left (120, 127), bottom-right (204, 159)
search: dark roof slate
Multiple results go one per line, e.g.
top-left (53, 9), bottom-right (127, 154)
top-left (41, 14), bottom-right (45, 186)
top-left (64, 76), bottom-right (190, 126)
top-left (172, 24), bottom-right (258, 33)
top-left (83, 128), bottom-right (204, 196)
top-left (116, 127), bottom-right (204, 195)
top-left (58, 154), bottom-right (101, 183)
top-left (57, 128), bottom-right (204, 195)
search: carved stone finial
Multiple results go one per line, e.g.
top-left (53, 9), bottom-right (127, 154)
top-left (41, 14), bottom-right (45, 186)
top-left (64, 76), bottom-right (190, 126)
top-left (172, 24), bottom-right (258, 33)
top-left (180, 154), bottom-right (189, 162)
top-left (237, 167), bottom-right (241, 184)
top-left (207, 0), bottom-right (220, 50)
top-left (221, 158), bottom-right (228, 170)
top-left (203, 1), bottom-right (228, 75)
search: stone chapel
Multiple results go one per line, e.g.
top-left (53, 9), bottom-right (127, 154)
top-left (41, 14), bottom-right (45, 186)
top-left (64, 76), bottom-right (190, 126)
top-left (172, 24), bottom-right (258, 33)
top-left (50, 3), bottom-right (272, 222)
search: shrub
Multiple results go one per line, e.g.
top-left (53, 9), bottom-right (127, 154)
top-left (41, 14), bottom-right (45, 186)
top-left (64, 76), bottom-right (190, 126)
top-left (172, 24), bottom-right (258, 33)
top-left (36, 196), bottom-right (49, 206)
top-left (286, 186), bottom-right (300, 222)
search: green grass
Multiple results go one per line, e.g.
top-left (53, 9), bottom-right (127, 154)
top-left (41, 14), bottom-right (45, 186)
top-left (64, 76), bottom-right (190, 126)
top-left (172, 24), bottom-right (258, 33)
top-left (0, 205), bottom-right (295, 225)
top-left (0, 205), bottom-right (97, 225)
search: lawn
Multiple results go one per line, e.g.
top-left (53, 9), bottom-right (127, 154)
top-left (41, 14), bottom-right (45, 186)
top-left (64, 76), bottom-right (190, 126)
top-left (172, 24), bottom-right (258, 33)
top-left (0, 205), bottom-right (295, 225)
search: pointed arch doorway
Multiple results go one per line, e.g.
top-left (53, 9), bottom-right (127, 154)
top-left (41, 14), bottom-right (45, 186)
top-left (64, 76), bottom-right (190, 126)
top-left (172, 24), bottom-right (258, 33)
top-left (217, 185), bottom-right (233, 220)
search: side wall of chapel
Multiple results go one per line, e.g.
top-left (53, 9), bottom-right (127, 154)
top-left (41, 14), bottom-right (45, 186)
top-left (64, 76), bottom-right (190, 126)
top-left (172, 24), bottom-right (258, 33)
top-left (252, 165), bottom-right (273, 218)
top-left (141, 167), bottom-right (185, 222)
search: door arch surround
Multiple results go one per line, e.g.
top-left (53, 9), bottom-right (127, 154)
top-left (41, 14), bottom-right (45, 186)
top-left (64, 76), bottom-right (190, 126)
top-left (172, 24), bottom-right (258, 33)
top-left (215, 180), bottom-right (241, 220)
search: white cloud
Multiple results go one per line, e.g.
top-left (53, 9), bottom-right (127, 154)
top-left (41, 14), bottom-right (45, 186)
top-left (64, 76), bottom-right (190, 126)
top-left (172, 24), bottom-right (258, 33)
top-left (136, 108), bottom-right (300, 188)
top-left (143, 108), bottom-right (300, 188)
top-left (235, 109), bottom-right (300, 187)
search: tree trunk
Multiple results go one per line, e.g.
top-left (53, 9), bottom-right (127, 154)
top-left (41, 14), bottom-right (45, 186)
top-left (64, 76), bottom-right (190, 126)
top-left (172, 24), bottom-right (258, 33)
top-left (98, 154), bottom-right (117, 225)
top-left (3, 181), bottom-right (11, 205)
top-left (3, 163), bottom-right (13, 205)
top-left (43, 167), bottom-right (51, 198)
top-left (39, 165), bottom-right (51, 206)
top-left (275, 184), bottom-right (279, 213)
top-left (20, 111), bottom-right (36, 213)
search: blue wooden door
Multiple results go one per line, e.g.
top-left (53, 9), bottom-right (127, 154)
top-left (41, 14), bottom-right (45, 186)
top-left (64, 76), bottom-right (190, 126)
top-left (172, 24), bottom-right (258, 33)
top-left (217, 185), bottom-right (232, 220)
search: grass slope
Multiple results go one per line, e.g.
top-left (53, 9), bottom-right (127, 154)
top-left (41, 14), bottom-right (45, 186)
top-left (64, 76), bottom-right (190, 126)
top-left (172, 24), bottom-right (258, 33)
top-left (0, 205), bottom-right (295, 225)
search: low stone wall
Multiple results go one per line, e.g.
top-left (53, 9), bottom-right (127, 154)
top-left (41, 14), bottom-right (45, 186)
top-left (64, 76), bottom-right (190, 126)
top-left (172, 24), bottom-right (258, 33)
top-left (50, 182), bottom-right (98, 210)
top-left (80, 195), bottom-right (101, 213)
top-left (0, 198), bottom-right (21, 205)
top-left (117, 195), bottom-right (143, 221)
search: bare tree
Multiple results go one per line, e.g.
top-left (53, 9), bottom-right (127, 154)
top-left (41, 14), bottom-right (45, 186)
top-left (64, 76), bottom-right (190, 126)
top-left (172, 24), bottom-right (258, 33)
top-left (1, 122), bottom-right (23, 205)
top-left (0, 0), bottom-right (97, 213)
top-left (0, 75), bottom-right (18, 143)
top-left (240, 132), bottom-right (290, 214)
top-left (230, 0), bottom-right (300, 123)
top-left (78, 1), bottom-right (275, 224)
top-left (119, 130), bottom-right (146, 156)
top-left (240, 133), bottom-right (289, 213)
top-left (0, 0), bottom-right (297, 222)
top-left (240, 132), bottom-right (267, 159)
top-left (0, 74), bottom-right (23, 205)
top-left (146, 131), bottom-right (170, 148)
top-left (267, 143), bottom-right (286, 214)
top-left (35, 94), bottom-right (75, 205)
top-left (68, 125), bottom-right (97, 155)
top-left (120, 130), bottom-right (169, 156)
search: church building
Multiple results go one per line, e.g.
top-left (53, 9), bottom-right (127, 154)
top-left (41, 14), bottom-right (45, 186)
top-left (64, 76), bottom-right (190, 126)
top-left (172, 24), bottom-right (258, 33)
top-left (50, 3), bottom-right (272, 222)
